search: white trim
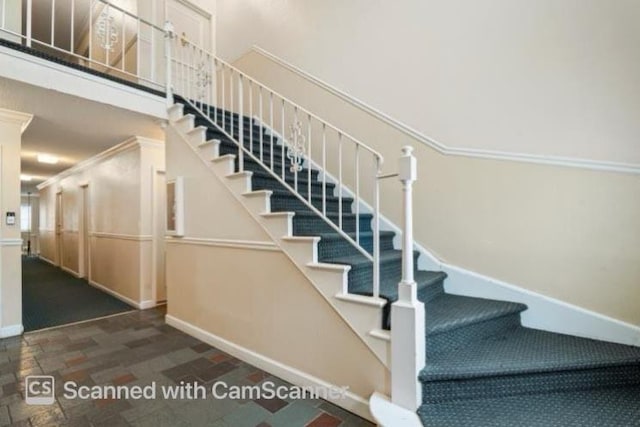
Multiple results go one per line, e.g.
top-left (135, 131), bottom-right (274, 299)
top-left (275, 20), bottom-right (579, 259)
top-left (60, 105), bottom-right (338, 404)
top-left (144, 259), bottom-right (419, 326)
top-left (0, 44), bottom-right (166, 118)
top-left (258, 119), bottom-right (640, 347)
top-left (369, 392), bottom-right (422, 427)
top-left (88, 279), bottom-right (141, 309)
top-left (38, 137), bottom-right (163, 190)
top-left (139, 300), bottom-right (157, 309)
top-left (0, 107), bottom-right (33, 133)
top-left (38, 254), bottom-right (57, 266)
top-left (442, 265), bottom-right (640, 347)
top-left (165, 236), bottom-right (280, 252)
top-left (165, 314), bottom-right (373, 422)
top-left (61, 265), bottom-right (81, 278)
top-left (0, 238), bottom-right (22, 247)
top-left (0, 324), bottom-right (24, 338)
top-left (250, 46), bottom-right (640, 175)
top-left (89, 232), bottom-right (153, 242)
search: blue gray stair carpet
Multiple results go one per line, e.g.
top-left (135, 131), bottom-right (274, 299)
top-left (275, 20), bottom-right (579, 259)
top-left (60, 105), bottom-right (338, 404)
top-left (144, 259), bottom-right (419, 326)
top-left (179, 100), bottom-right (640, 425)
top-left (22, 256), bottom-right (133, 332)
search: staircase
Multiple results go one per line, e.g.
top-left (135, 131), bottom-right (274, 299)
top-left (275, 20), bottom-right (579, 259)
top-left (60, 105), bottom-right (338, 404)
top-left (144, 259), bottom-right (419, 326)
top-left (168, 98), bottom-right (640, 426)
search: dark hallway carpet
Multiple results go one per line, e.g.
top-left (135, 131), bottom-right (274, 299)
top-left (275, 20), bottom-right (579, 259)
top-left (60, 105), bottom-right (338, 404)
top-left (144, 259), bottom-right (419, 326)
top-left (22, 256), bottom-right (134, 332)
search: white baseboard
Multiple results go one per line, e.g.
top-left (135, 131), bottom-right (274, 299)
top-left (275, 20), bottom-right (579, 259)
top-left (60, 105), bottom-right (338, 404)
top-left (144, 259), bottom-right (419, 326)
top-left (38, 255), bottom-right (57, 266)
top-left (255, 118), bottom-right (640, 347)
top-left (369, 392), bottom-right (422, 427)
top-left (0, 323), bottom-right (24, 338)
top-left (61, 265), bottom-right (81, 278)
top-left (165, 314), bottom-right (373, 422)
top-left (443, 266), bottom-right (640, 347)
top-left (88, 279), bottom-right (140, 309)
top-left (139, 300), bottom-right (157, 310)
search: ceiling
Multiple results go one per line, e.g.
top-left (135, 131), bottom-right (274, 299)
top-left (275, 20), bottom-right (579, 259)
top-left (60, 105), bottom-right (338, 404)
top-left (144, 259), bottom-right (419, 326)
top-left (0, 77), bottom-right (164, 193)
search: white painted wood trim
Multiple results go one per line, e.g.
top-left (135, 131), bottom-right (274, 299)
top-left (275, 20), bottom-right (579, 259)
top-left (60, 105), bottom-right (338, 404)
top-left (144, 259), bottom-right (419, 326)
top-left (0, 324), bottom-right (24, 338)
top-left (0, 107), bottom-right (33, 133)
top-left (38, 255), bottom-right (57, 266)
top-left (165, 314), bottom-right (373, 422)
top-left (0, 238), bottom-right (22, 246)
top-left (38, 137), bottom-right (164, 190)
top-left (89, 232), bottom-right (153, 241)
top-left (61, 265), bottom-right (81, 278)
top-left (165, 237), bottom-right (279, 252)
top-left (88, 279), bottom-right (141, 309)
top-left (250, 46), bottom-right (640, 175)
top-left (369, 392), bottom-right (422, 427)
top-left (0, 44), bottom-right (166, 117)
top-left (443, 265), bottom-right (640, 347)
top-left (259, 113), bottom-right (640, 347)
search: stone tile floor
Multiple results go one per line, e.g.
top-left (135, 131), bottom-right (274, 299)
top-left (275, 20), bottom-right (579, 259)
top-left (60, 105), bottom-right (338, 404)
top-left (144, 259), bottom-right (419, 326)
top-left (0, 307), bottom-right (374, 427)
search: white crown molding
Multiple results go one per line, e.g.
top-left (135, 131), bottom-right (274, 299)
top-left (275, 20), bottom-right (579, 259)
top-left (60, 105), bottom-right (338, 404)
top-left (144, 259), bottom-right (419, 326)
top-left (0, 107), bottom-right (33, 134)
top-left (250, 45), bottom-right (639, 175)
top-left (37, 136), bottom-right (164, 190)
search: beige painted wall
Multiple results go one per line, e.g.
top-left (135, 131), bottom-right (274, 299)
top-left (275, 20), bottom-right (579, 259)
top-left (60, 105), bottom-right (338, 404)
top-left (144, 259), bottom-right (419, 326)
top-left (230, 50), bottom-right (640, 327)
top-left (38, 139), bottom-right (165, 306)
top-left (217, 0), bottom-right (640, 165)
top-left (0, 110), bottom-right (26, 331)
top-left (165, 125), bottom-right (388, 407)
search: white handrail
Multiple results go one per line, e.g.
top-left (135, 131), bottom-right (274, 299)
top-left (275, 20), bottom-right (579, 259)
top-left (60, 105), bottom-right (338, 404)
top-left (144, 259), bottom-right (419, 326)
top-left (168, 33), bottom-right (384, 298)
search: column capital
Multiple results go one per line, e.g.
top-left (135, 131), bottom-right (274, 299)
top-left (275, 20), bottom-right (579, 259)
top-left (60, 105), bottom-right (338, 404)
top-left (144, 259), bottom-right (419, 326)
top-left (0, 108), bottom-right (33, 134)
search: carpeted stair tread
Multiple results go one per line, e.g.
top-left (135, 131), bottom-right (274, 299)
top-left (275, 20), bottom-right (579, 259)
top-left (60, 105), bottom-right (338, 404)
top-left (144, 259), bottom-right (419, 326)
top-left (420, 326), bottom-right (640, 381)
top-left (424, 294), bottom-right (526, 336)
top-left (372, 270), bottom-right (447, 302)
top-left (321, 248), bottom-right (409, 268)
top-left (417, 385), bottom-right (640, 427)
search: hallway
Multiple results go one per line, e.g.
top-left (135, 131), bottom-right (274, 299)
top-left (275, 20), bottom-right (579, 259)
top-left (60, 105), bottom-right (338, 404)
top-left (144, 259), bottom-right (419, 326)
top-left (22, 257), bottom-right (133, 332)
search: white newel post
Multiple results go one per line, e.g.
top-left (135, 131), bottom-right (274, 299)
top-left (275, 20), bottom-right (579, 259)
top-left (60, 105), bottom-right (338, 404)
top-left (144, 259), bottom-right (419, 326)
top-left (164, 21), bottom-right (175, 107)
top-left (391, 146), bottom-right (425, 411)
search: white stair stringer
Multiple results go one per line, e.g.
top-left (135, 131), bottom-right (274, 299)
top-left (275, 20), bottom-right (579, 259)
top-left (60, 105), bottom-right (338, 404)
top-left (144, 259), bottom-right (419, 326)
top-left (169, 103), bottom-right (392, 366)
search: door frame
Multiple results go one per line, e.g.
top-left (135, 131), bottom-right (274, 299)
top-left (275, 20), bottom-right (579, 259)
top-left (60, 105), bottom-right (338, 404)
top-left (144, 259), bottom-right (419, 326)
top-left (151, 167), bottom-right (167, 305)
top-left (164, 0), bottom-right (215, 52)
top-left (78, 183), bottom-right (91, 279)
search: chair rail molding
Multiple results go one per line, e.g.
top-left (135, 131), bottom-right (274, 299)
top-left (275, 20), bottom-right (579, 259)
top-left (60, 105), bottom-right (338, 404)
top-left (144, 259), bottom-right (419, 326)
top-left (250, 46), bottom-right (640, 175)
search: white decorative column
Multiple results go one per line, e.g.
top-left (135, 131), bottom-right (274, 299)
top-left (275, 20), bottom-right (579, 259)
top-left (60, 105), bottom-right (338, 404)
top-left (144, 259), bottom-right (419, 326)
top-left (390, 146), bottom-right (425, 411)
top-left (0, 108), bottom-right (32, 338)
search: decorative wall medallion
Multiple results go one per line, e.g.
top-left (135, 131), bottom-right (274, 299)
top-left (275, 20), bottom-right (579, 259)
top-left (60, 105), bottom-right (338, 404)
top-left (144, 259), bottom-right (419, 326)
top-left (96, 9), bottom-right (118, 51)
top-left (287, 120), bottom-right (306, 173)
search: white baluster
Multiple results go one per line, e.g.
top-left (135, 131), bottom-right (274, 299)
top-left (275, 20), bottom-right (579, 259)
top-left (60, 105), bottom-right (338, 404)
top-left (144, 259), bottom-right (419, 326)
top-left (238, 75), bottom-right (244, 172)
top-left (355, 144), bottom-right (360, 245)
top-left (70, 0), bottom-right (75, 52)
top-left (322, 124), bottom-right (327, 216)
top-left (26, 0), bottom-right (32, 47)
top-left (390, 146), bottom-right (424, 411)
top-left (338, 132), bottom-right (343, 230)
top-left (51, 0), bottom-right (55, 46)
top-left (307, 114), bottom-right (312, 203)
top-left (163, 21), bottom-right (174, 106)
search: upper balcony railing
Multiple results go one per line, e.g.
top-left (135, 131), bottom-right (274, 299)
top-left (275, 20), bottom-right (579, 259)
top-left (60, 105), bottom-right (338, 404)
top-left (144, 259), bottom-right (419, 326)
top-left (0, 0), bottom-right (167, 92)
